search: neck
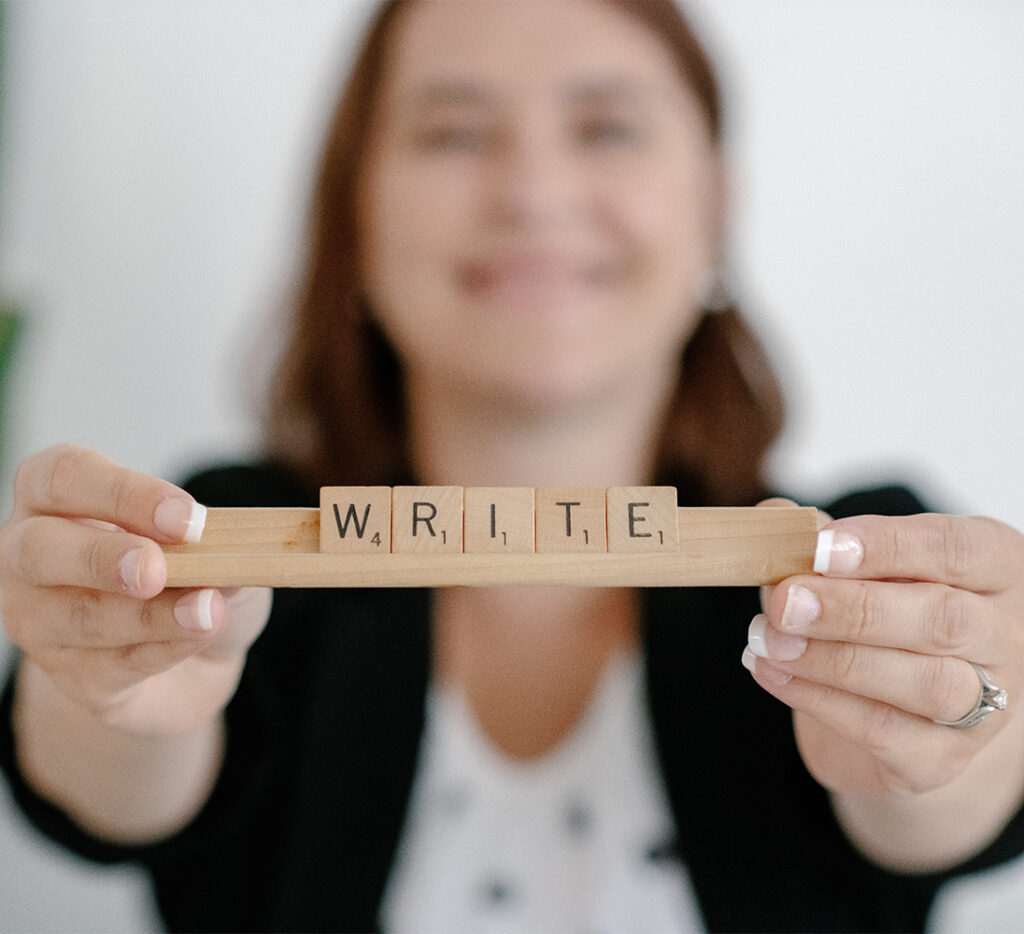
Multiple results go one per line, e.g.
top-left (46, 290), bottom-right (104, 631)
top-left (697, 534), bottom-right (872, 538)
top-left (405, 368), bottom-right (675, 758)
top-left (433, 584), bottom-right (640, 758)
top-left (405, 370), bottom-right (675, 489)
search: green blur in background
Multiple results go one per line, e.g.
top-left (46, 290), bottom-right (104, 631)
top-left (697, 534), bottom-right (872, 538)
top-left (0, 0), bottom-right (24, 472)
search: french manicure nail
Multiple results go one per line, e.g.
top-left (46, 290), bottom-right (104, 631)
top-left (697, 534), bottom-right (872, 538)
top-left (814, 529), bottom-right (864, 575)
top-left (174, 589), bottom-right (216, 632)
top-left (741, 646), bottom-right (757, 673)
top-left (748, 613), bottom-right (808, 660)
top-left (119, 548), bottom-right (145, 591)
top-left (781, 585), bottom-right (821, 633)
top-left (154, 498), bottom-right (208, 543)
top-left (747, 615), bottom-right (769, 657)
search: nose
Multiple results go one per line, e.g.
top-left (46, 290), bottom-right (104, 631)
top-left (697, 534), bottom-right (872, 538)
top-left (484, 119), bottom-right (582, 230)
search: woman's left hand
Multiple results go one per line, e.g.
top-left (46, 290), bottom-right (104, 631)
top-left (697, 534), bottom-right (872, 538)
top-left (745, 506), bottom-right (1024, 867)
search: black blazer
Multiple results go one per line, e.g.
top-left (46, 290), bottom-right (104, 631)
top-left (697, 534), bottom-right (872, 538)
top-left (3, 466), bottom-right (1022, 932)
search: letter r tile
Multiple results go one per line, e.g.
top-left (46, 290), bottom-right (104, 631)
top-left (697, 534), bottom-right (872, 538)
top-left (320, 487), bottom-right (392, 553)
top-left (392, 486), bottom-right (464, 553)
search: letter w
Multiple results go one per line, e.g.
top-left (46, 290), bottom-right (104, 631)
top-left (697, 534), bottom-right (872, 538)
top-left (333, 502), bottom-right (371, 539)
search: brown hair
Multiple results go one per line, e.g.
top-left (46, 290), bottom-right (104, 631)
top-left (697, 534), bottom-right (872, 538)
top-left (265, 0), bottom-right (784, 505)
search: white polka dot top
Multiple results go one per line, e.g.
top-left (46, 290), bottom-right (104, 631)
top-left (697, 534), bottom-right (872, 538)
top-left (381, 649), bottom-right (705, 932)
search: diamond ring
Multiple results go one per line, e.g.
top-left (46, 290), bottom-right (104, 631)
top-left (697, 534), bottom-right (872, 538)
top-left (934, 662), bottom-right (1008, 730)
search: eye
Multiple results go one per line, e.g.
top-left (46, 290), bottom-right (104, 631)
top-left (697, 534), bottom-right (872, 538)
top-left (576, 117), bottom-right (643, 148)
top-left (415, 122), bottom-right (493, 153)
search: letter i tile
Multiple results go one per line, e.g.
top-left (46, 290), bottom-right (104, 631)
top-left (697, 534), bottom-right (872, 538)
top-left (464, 487), bottom-right (535, 553)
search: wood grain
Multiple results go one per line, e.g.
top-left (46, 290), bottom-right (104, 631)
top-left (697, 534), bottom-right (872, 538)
top-left (163, 506), bottom-right (818, 588)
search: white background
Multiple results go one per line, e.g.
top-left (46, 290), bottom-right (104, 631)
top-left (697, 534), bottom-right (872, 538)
top-left (0, 2), bottom-right (1022, 930)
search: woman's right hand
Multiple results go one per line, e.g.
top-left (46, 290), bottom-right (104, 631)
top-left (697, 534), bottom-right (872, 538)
top-left (1, 445), bottom-right (272, 737)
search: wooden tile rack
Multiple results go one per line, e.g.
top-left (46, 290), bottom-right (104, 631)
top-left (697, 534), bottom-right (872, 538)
top-left (163, 487), bottom-right (818, 588)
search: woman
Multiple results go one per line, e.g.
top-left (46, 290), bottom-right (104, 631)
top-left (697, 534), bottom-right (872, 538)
top-left (3, 1), bottom-right (1024, 930)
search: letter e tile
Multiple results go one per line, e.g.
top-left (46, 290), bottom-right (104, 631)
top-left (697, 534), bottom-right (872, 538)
top-left (606, 486), bottom-right (679, 552)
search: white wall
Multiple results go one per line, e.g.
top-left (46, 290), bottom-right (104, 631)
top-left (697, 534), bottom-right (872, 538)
top-left (0, 1), bottom-right (376, 486)
top-left (0, 2), bottom-right (1022, 930)
top-left (705, 1), bottom-right (1024, 526)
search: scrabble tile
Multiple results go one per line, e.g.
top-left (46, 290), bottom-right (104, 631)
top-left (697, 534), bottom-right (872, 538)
top-left (392, 486), bottom-right (464, 553)
top-left (606, 486), bottom-right (679, 552)
top-left (535, 487), bottom-right (607, 552)
top-left (320, 487), bottom-right (392, 553)
top-left (464, 487), bottom-right (535, 553)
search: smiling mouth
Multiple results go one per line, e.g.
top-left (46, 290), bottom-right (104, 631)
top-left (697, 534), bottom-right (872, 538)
top-left (459, 255), bottom-right (616, 297)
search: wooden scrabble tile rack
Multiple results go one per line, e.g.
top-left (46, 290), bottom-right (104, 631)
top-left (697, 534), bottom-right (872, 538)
top-left (162, 486), bottom-right (818, 588)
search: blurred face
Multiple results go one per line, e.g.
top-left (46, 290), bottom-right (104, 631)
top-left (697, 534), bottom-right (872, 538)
top-left (359, 0), bottom-right (722, 413)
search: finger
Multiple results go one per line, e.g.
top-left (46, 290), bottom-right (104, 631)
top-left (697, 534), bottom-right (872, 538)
top-left (74, 518), bottom-right (121, 532)
top-left (15, 445), bottom-right (206, 544)
top-left (813, 513), bottom-right (1021, 593)
top-left (753, 497), bottom-right (831, 529)
top-left (41, 632), bottom-right (227, 715)
top-left (766, 577), bottom-right (998, 661)
top-left (745, 624), bottom-right (984, 724)
top-left (64, 588), bottom-right (263, 712)
top-left (5, 516), bottom-right (168, 597)
top-left (198, 586), bottom-right (274, 662)
top-left (6, 585), bottom-right (228, 649)
top-left (740, 658), bottom-right (977, 795)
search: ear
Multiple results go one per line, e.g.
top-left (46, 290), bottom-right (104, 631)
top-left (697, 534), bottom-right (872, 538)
top-left (705, 151), bottom-right (730, 265)
top-left (692, 152), bottom-right (730, 308)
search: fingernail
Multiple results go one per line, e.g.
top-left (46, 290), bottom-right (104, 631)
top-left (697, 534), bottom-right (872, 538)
top-left (756, 660), bottom-right (793, 687)
top-left (814, 529), bottom-right (864, 575)
top-left (741, 645), bottom-right (793, 685)
top-left (748, 613), bottom-right (807, 660)
top-left (780, 585), bottom-right (821, 633)
top-left (119, 548), bottom-right (145, 591)
top-left (174, 589), bottom-right (216, 632)
top-left (154, 498), bottom-right (207, 543)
